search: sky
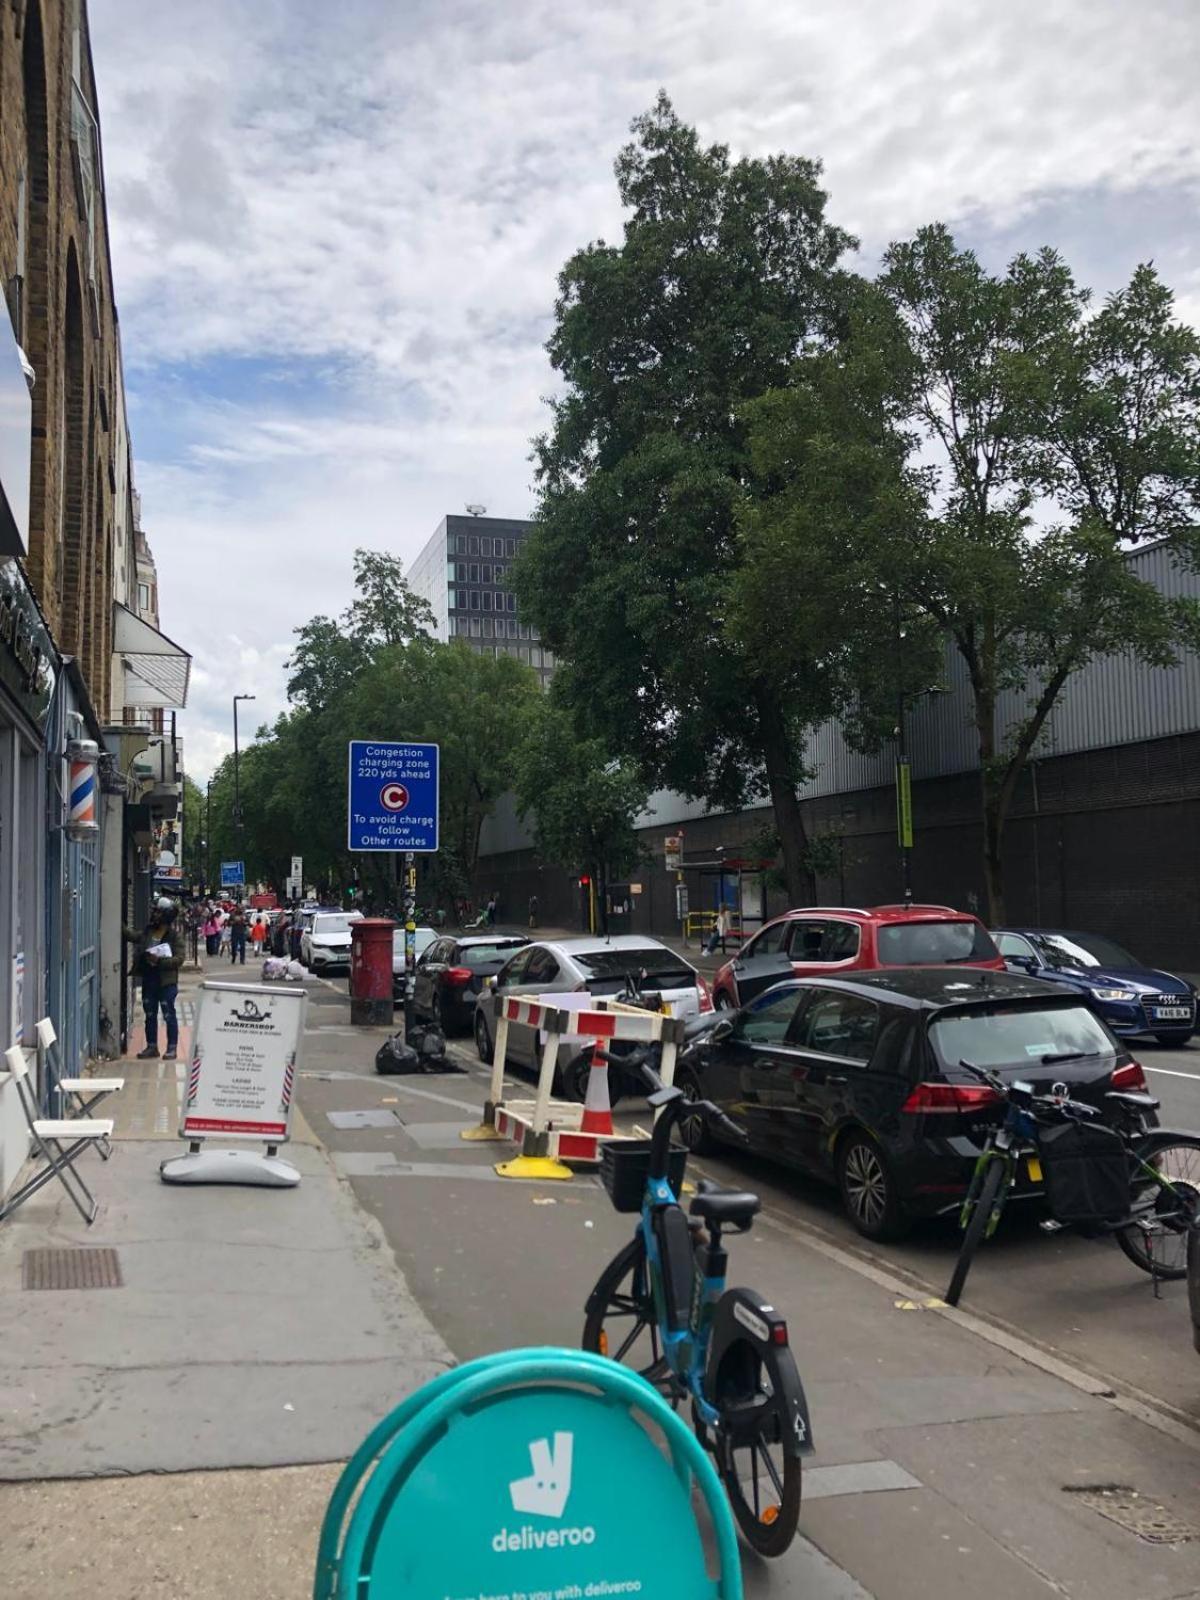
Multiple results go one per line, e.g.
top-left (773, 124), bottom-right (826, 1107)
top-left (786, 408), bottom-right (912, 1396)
top-left (88, 0), bottom-right (1200, 781)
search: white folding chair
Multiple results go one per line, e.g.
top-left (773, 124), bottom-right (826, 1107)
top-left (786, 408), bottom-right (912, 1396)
top-left (1, 1045), bottom-right (113, 1224)
top-left (36, 1018), bottom-right (124, 1160)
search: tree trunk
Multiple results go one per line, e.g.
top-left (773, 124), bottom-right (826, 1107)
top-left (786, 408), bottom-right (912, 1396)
top-left (982, 787), bottom-right (1006, 927)
top-left (755, 687), bottom-right (816, 906)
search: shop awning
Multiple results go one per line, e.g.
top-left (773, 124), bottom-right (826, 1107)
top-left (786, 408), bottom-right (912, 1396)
top-left (114, 603), bottom-right (191, 708)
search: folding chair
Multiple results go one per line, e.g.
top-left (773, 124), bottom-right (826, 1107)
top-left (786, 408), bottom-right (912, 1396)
top-left (1, 1045), bottom-right (113, 1225)
top-left (36, 1018), bottom-right (124, 1160)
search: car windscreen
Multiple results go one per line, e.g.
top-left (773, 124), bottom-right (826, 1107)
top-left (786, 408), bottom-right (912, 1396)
top-left (929, 1003), bottom-right (1116, 1071)
top-left (314, 916), bottom-right (355, 936)
top-left (459, 942), bottom-right (527, 964)
top-left (1030, 932), bottom-right (1142, 971)
top-left (877, 920), bottom-right (998, 965)
top-left (573, 949), bottom-right (695, 988)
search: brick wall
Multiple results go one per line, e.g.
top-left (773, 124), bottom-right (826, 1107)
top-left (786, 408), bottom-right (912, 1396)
top-left (0, 0), bottom-right (123, 713)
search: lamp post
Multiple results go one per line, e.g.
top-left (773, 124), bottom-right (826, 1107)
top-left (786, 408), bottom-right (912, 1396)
top-left (205, 777), bottom-right (213, 891)
top-left (233, 695), bottom-right (256, 893)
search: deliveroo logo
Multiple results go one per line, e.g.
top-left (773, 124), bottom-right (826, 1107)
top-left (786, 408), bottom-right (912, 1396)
top-left (492, 1432), bottom-right (597, 1553)
top-left (510, 1432), bottom-right (573, 1517)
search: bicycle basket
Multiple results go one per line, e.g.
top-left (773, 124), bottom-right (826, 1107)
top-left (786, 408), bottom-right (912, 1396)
top-left (600, 1140), bottom-right (688, 1213)
top-left (1037, 1119), bottom-right (1131, 1226)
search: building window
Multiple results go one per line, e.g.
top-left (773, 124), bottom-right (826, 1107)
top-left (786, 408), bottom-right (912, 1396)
top-left (482, 617), bottom-right (493, 636)
top-left (446, 588), bottom-right (456, 610)
top-left (481, 563), bottom-right (492, 583)
top-left (469, 590), bottom-right (480, 610)
top-left (469, 616), bottom-right (480, 637)
top-left (482, 591), bottom-right (492, 611)
top-left (507, 539), bottom-right (516, 556)
top-left (469, 535), bottom-right (479, 555)
top-left (454, 563), bottom-right (465, 583)
top-left (137, 582), bottom-right (150, 612)
top-left (507, 618), bottom-right (518, 638)
top-left (531, 625), bottom-right (540, 640)
top-left (469, 563), bottom-right (479, 583)
top-left (507, 593), bottom-right (517, 612)
top-left (519, 623), bottom-right (529, 639)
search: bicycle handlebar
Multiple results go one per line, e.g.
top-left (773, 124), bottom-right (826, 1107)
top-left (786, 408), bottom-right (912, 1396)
top-left (957, 1058), bottom-right (1100, 1120)
top-left (592, 1043), bottom-right (749, 1144)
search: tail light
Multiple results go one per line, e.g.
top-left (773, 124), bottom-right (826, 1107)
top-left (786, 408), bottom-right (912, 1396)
top-left (902, 1081), bottom-right (1002, 1114)
top-left (1111, 1060), bottom-right (1147, 1092)
top-left (697, 975), bottom-right (714, 1013)
top-left (444, 966), bottom-right (473, 986)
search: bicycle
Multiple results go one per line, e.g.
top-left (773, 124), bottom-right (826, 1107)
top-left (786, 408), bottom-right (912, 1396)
top-left (945, 1060), bottom-right (1200, 1307)
top-left (582, 1037), bottom-right (814, 1557)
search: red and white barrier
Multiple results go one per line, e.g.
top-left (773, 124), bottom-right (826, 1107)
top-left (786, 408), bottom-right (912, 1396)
top-left (482, 994), bottom-right (684, 1177)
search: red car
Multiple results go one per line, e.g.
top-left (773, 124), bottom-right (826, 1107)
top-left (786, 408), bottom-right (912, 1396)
top-left (712, 904), bottom-right (1004, 1009)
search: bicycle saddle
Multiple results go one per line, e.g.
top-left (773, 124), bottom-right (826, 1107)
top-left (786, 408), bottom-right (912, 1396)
top-left (1104, 1090), bottom-right (1160, 1112)
top-left (689, 1180), bottom-right (760, 1231)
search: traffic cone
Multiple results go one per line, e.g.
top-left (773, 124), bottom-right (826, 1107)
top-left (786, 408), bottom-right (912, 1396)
top-left (580, 1045), bottom-right (614, 1136)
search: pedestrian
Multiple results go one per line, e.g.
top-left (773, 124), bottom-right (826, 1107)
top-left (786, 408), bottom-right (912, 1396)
top-left (228, 904), bottom-right (248, 965)
top-left (127, 897), bottom-right (184, 1060)
top-left (250, 913), bottom-right (268, 959)
top-left (486, 893), bottom-right (497, 927)
top-left (289, 917), bottom-right (303, 961)
top-left (707, 903), bottom-right (731, 955)
top-left (202, 905), bottom-right (221, 957)
top-left (528, 892), bottom-right (538, 928)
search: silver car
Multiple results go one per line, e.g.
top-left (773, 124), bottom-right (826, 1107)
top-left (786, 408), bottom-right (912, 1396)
top-left (472, 934), bottom-right (712, 1101)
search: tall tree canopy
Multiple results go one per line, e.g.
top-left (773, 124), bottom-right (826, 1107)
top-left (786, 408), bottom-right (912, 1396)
top-left (513, 93), bottom-right (860, 902)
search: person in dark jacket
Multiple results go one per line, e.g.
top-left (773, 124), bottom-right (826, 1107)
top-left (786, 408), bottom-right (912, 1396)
top-left (129, 898), bottom-right (185, 1060)
top-left (228, 905), bottom-right (248, 965)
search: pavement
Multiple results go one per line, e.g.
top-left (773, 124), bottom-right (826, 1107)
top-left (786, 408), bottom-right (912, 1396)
top-left (1, 955), bottom-right (1198, 1598)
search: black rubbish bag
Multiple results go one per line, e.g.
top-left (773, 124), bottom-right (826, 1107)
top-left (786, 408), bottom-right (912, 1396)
top-left (1037, 1119), bottom-right (1131, 1226)
top-left (375, 1036), bottom-right (421, 1076)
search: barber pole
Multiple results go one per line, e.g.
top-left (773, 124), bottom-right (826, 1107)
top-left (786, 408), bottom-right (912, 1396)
top-left (65, 738), bottom-right (100, 842)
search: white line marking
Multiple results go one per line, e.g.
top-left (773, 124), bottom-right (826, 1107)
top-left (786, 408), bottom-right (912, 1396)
top-left (1143, 1066), bottom-right (1200, 1081)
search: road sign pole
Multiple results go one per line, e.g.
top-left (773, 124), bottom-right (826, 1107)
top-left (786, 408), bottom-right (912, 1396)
top-left (403, 850), bottom-right (416, 1038)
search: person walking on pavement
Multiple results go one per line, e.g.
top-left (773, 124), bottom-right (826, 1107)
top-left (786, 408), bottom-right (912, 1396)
top-left (707, 903), bottom-right (731, 955)
top-left (486, 893), bottom-right (497, 927)
top-left (202, 905), bottom-right (221, 958)
top-left (250, 913), bottom-right (267, 960)
top-left (528, 893), bottom-right (538, 928)
top-left (228, 904), bottom-right (248, 965)
top-left (128, 897), bottom-right (184, 1060)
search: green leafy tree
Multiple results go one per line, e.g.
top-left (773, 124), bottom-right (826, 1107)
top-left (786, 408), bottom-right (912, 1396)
top-left (515, 702), bottom-right (649, 921)
top-left (179, 775), bottom-right (208, 886)
top-left (513, 94), bottom-right (857, 903)
top-left (878, 229), bottom-right (1200, 919)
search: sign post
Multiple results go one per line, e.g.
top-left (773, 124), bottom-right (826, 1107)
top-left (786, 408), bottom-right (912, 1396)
top-left (160, 980), bottom-right (307, 1188)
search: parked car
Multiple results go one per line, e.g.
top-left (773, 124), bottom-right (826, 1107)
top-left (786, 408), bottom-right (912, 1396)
top-left (677, 968), bottom-right (1147, 1241)
top-left (392, 926), bottom-right (438, 1000)
top-left (412, 934), bottom-right (531, 1033)
top-left (712, 904), bottom-right (1004, 1010)
top-left (993, 929), bottom-right (1196, 1045)
top-left (300, 910), bottom-right (363, 972)
top-left (472, 934), bottom-right (714, 1100)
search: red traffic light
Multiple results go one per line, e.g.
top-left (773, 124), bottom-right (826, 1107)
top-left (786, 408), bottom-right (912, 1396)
top-left (579, 875), bottom-right (591, 887)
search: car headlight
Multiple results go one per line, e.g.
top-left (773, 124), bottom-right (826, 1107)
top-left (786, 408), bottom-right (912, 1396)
top-left (1091, 987), bottom-right (1137, 1002)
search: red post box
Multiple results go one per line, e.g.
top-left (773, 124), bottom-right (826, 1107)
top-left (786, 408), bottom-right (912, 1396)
top-left (350, 918), bottom-right (396, 1026)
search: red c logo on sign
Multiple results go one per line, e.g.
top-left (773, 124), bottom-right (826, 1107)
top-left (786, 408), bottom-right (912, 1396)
top-left (380, 782), bottom-right (409, 812)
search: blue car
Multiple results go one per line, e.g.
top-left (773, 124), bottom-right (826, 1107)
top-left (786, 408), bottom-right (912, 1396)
top-left (993, 928), bottom-right (1197, 1045)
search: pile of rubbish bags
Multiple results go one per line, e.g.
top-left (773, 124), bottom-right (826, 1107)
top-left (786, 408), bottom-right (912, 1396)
top-left (261, 957), bottom-right (309, 982)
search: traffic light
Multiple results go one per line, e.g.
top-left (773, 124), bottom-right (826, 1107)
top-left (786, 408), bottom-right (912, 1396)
top-left (579, 875), bottom-right (591, 887)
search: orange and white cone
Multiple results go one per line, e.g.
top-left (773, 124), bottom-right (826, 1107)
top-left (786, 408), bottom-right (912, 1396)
top-left (579, 1043), bottom-right (614, 1136)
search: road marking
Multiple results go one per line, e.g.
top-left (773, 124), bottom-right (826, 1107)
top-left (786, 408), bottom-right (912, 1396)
top-left (1143, 1066), bottom-right (1200, 1081)
top-left (801, 1460), bottom-right (922, 1501)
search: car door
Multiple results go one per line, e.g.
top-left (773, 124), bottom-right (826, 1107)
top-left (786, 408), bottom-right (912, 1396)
top-left (996, 931), bottom-right (1041, 977)
top-left (491, 946), bottom-right (535, 1063)
top-left (414, 938), bottom-right (451, 1017)
top-left (493, 946), bottom-right (562, 1065)
top-left (707, 985), bottom-right (809, 1162)
top-left (784, 989), bottom-right (885, 1175)
top-left (784, 918), bottom-right (830, 976)
top-left (727, 921), bottom-right (797, 1004)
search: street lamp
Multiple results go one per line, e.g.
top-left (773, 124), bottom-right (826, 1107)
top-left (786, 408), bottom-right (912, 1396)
top-left (233, 693), bottom-right (256, 846)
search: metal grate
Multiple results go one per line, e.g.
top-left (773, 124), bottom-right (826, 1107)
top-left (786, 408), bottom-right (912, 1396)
top-left (22, 1247), bottom-right (123, 1290)
top-left (1064, 1486), bottom-right (1194, 1544)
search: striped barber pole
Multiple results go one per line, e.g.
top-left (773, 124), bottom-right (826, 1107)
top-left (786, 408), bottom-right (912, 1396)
top-left (186, 1051), bottom-right (202, 1108)
top-left (69, 758), bottom-right (97, 829)
top-left (279, 1052), bottom-right (295, 1116)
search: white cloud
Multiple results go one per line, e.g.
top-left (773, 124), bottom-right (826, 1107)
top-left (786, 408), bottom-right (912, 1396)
top-left (88, 0), bottom-right (1200, 777)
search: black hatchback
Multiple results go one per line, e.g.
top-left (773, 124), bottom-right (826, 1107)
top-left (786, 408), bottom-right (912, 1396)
top-left (677, 968), bottom-right (1148, 1241)
top-left (411, 934), bottom-right (530, 1033)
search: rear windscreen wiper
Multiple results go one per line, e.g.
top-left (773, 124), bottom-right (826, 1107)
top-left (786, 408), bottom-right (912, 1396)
top-left (1039, 1050), bottom-right (1096, 1064)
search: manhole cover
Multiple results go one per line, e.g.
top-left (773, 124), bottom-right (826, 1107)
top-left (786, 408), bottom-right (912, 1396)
top-left (326, 1109), bottom-right (403, 1130)
top-left (1064, 1486), bottom-right (1194, 1544)
top-left (23, 1248), bottom-right (123, 1290)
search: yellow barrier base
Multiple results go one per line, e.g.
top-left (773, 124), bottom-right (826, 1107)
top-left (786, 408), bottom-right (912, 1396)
top-left (494, 1154), bottom-right (574, 1181)
top-left (459, 1123), bottom-right (504, 1142)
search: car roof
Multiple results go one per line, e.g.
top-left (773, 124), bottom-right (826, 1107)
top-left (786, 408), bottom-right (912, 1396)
top-left (768, 904), bottom-right (976, 926)
top-left (770, 967), bottom-right (1071, 1010)
top-left (455, 934), bottom-right (529, 948)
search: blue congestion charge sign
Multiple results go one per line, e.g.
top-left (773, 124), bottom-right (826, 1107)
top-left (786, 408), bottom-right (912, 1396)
top-left (348, 741), bottom-right (439, 853)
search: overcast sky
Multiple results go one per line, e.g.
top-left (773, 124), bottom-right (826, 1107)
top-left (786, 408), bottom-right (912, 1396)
top-left (89, 0), bottom-right (1200, 780)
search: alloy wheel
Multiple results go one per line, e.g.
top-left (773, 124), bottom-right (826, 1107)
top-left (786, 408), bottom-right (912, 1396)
top-left (843, 1141), bottom-right (888, 1230)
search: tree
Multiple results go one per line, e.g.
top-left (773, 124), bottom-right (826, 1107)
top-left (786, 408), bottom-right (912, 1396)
top-left (879, 228), bottom-right (1200, 919)
top-left (180, 775), bottom-right (208, 886)
top-left (513, 94), bottom-right (857, 902)
top-left (515, 703), bottom-right (649, 922)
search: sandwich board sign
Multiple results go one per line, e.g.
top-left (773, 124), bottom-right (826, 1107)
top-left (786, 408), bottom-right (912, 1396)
top-left (347, 740), bottom-right (439, 852)
top-left (161, 980), bottom-right (307, 1188)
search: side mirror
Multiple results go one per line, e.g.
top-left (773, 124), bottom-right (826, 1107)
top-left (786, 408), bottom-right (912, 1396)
top-left (710, 1016), bottom-right (735, 1043)
top-left (483, 975), bottom-right (498, 990)
top-left (1005, 955), bottom-right (1036, 974)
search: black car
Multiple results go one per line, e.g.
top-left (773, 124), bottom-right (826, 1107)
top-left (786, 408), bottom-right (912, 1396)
top-left (678, 968), bottom-right (1147, 1242)
top-left (411, 935), bottom-right (530, 1033)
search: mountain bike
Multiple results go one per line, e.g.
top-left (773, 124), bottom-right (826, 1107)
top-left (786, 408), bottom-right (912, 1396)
top-left (582, 1038), bottom-right (814, 1557)
top-left (945, 1061), bottom-right (1200, 1307)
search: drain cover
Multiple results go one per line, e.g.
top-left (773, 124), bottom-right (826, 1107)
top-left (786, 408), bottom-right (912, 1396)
top-left (23, 1248), bottom-right (123, 1290)
top-left (1064, 1486), bottom-right (1194, 1544)
top-left (326, 1108), bottom-right (403, 1130)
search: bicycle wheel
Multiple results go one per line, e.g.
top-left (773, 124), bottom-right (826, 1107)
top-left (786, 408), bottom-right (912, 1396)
top-left (945, 1157), bottom-right (1007, 1307)
top-left (716, 1347), bottom-right (803, 1557)
top-left (582, 1234), bottom-right (669, 1388)
top-left (1115, 1137), bottom-right (1200, 1280)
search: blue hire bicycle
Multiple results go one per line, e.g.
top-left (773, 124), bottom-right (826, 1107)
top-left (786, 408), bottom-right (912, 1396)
top-left (582, 1036), bottom-right (814, 1557)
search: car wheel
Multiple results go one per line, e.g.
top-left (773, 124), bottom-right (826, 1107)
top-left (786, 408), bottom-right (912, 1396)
top-left (837, 1132), bottom-right (910, 1242)
top-left (564, 1049), bottom-right (592, 1104)
top-left (474, 1011), bottom-right (493, 1064)
top-left (715, 992), bottom-right (734, 1011)
top-left (1155, 1032), bottom-right (1193, 1047)
top-left (676, 1071), bottom-right (717, 1154)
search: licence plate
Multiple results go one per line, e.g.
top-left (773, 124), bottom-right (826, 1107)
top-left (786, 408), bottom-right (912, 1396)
top-left (1153, 1007), bottom-right (1190, 1021)
top-left (1026, 1155), bottom-right (1043, 1183)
